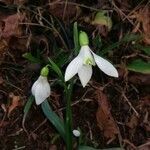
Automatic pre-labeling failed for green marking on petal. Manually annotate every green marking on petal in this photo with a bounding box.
[84,58,95,66]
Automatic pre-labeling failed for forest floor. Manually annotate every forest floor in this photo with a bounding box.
[0,0,150,150]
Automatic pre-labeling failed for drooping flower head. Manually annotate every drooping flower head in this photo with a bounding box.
[31,66,51,105]
[65,31,118,87]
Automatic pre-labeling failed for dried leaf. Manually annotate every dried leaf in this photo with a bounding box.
[137,141,150,150]
[0,13,25,38]
[129,73,150,85]
[96,90,119,142]
[130,6,150,45]
[126,113,138,129]
[48,0,80,21]
[49,145,57,150]
[8,93,21,116]
[0,39,8,54]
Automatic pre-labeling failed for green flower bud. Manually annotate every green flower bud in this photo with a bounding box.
[79,31,89,46]
[40,66,49,77]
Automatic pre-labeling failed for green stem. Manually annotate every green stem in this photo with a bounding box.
[65,82,73,150]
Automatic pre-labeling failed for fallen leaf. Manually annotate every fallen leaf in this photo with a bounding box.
[130,6,150,45]
[128,73,150,85]
[137,141,150,150]
[0,13,25,38]
[0,39,8,56]
[95,90,119,142]
[48,0,80,21]
[49,145,57,150]
[8,36,29,52]
[8,93,21,116]
[126,113,139,129]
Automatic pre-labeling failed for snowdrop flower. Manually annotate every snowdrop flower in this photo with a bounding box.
[65,31,118,87]
[31,66,51,105]
[73,129,81,137]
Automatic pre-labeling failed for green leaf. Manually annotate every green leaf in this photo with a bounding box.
[41,100,66,142]
[134,44,150,55]
[73,22,80,55]
[100,41,120,55]
[121,33,142,42]
[22,52,41,63]
[23,95,34,125]
[54,50,70,67]
[100,33,142,55]
[93,35,102,50]
[127,59,150,74]
[79,146,124,150]
[48,57,64,80]
[23,95,34,114]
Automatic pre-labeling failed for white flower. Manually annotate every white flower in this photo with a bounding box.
[73,129,81,137]
[65,45,118,87]
[31,75,51,105]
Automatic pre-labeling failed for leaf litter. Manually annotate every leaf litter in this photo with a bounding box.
[0,0,150,149]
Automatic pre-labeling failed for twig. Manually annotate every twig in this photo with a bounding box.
[122,93,139,117]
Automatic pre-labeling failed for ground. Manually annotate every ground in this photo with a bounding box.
[0,0,150,150]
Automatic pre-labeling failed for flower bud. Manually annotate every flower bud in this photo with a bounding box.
[40,66,49,77]
[73,129,81,137]
[79,31,89,46]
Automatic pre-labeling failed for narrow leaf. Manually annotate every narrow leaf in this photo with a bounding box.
[22,95,34,128]
[79,146,124,150]
[121,33,142,42]
[134,44,150,55]
[22,52,41,63]
[73,22,80,55]
[23,95,34,114]
[41,100,66,142]
[48,57,64,80]
[127,59,150,74]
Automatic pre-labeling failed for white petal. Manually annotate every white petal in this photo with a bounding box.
[79,45,95,65]
[33,76,51,105]
[92,53,118,77]
[65,56,83,81]
[78,65,92,87]
[31,79,39,96]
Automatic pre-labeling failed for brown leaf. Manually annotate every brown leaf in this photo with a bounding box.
[126,113,139,129]
[48,0,80,21]
[129,73,150,85]
[96,90,119,142]
[0,39,8,57]
[130,6,150,45]
[8,36,28,52]
[0,13,25,38]
[141,7,150,44]
[8,93,21,116]
[49,145,57,150]
[137,141,150,150]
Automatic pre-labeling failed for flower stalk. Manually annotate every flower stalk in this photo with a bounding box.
[64,82,73,150]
